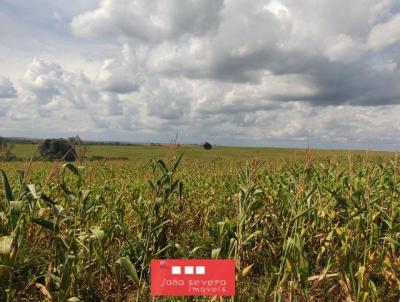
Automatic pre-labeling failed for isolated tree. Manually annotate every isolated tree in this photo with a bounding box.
[0,137,7,152]
[203,141,212,150]
[40,138,77,161]
[0,137,17,161]
[68,135,87,163]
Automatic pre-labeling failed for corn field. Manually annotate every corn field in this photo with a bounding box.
[1,153,400,301]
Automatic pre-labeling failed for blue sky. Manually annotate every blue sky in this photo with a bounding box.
[1,0,400,150]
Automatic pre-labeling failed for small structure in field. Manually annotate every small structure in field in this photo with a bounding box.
[203,141,212,150]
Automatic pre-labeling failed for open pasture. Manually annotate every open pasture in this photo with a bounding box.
[10,143,392,161]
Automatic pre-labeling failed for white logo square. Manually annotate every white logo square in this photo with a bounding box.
[171,266,181,275]
[184,266,194,274]
[195,266,205,275]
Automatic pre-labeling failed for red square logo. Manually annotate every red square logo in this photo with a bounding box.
[151,259,235,296]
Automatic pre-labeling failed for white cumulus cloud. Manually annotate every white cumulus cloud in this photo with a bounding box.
[1,0,400,149]
[71,0,224,42]
[368,14,400,50]
[0,76,17,98]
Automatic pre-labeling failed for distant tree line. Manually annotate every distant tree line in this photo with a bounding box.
[0,135,215,162]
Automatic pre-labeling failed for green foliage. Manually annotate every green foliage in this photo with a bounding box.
[0,154,399,301]
[9,142,394,161]
[0,138,18,162]
[203,142,212,150]
[40,139,77,161]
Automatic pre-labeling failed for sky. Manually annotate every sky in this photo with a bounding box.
[1,0,400,150]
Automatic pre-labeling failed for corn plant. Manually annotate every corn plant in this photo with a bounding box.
[0,151,400,301]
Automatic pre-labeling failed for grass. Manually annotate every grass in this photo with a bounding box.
[0,146,400,301]
[10,143,393,161]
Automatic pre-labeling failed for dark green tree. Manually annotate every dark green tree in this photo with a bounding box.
[0,137,17,161]
[203,141,212,150]
[68,135,87,163]
[40,138,77,161]
[0,136,7,152]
